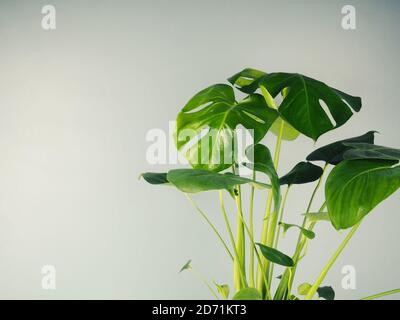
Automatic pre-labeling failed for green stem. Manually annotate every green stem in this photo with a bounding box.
[305,221,362,300]
[361,289,400,300]
[234,185,246,290]
[249,170,256,288]
[236,201,272,300]
[219,191,248,288]
[185,194,234,261]
[269,186,291,281]
[257,118,284,293]
[286,163,328,293]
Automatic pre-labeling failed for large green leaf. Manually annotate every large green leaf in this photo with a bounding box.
[244,144,281,212]
[233,288,262,300]
[279,162,323,186]
[176,84,278,172]
[306,131,376,165]
[167,169,270,194]
[256,243,294,267]
[343,143,400,161]
[229,70,362,141]
[326,160,400,230]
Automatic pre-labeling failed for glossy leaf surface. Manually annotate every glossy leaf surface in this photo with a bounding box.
[176,84,278,171]
[279,162,323,186]
[307,131,376,165]
[326,160,400,230]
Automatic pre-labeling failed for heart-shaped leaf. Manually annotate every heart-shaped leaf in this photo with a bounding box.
[141,172,169,185]
[279,162,323,186]
[317,286,335,300]
[326,159,400,230]
[279,222,316,239]
[167,169,270,194]
[343,143,400,161]
[229,70,362,141]
[233,288,262,300]
[306,131,376,165]
[176,84,278,172]
[256,243,294,267]
[244,144,281,212]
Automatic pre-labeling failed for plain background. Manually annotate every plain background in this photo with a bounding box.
[0,0,398,299]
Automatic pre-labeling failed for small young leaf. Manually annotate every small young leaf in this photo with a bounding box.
[343,143,400,162]
[317,286,335,300]
[179,260,192,273]
[279,162,323,186]
[141,172,169,185]
[306,131,376,165]
[167,169,270,194]
[298,283,312,295]
[279,222,316,239]
[214,283,230,299]
[256,243,294,267]
[303,212,331,222]
[233,288,262,300]
[326,159,400,230]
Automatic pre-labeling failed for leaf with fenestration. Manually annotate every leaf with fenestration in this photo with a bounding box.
[244,144,281,212]
[279,162,323,185]
[214,283,230,299]
[256,243,294,267]
[343,143,400,161]
[229,70,362,141]
[176,84,278,172]
[279,222,315,239]
[326,159,400,230]
[233,288,262,300]
[179,260,192,273]
[141,172,169,185]
[306,131,376,165]
[167,169,270,194]
[317,286,335,300]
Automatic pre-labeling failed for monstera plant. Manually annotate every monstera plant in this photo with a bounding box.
[142,68,400,300]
